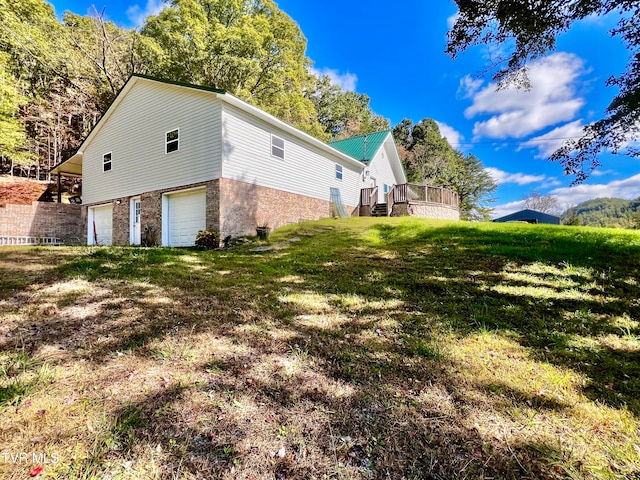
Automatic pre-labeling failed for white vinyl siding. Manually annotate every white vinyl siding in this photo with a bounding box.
[221,104,362,208]
[83,81,222,205]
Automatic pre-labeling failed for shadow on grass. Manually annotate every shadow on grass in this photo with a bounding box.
[1,219,639,478]
[364,222,640,416]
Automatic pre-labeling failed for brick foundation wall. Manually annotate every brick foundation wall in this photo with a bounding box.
[0,202,83,244]
[79,179,355,245]
[84,181,217,246]
[206,180,220,233]
[139,191,162,246]
[219,178,355,238]
[391,202,460,221]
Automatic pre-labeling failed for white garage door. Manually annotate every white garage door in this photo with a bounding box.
[90,205,113,246]
[166,189,206,247]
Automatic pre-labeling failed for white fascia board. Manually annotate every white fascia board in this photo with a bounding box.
[50,152,83,176]
[219,93,367,170]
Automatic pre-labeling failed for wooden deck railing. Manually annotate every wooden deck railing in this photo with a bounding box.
[392,184,458,207]
[360,186,379,210]
[387,185,396,216]
[360,184,458,216]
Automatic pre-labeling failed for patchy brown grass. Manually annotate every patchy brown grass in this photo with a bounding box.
[0,218,639,479]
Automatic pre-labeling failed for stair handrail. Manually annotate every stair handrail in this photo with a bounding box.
[369,186,379,211]
[387,185,395,216]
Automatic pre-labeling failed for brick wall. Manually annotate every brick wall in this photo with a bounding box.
[219,178,355,238]
[205,180,220,233]
[0,202,83,244]
[112,199,130,245]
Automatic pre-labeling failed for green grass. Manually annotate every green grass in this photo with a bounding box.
[0,217,639,479]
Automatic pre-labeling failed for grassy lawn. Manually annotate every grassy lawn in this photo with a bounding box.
[1,217,639,479]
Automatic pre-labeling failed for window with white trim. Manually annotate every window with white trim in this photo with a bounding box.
[384,183,390,193]
[271,134,285,159]
[166,129,179,153]
[335,164,343,180]
[103,152,112,172]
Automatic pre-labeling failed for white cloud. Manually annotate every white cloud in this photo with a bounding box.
[519,120,585,158]
[539,177,563,189]
[435,121,463,147]
[491,200,527,219]
[447,12,459,29]
[591,169,616,177]
[465,53,585,139]
[310,67,358,92]
[485,167,546,186]
[127,0,166,27]
[457,75,484,99]
[549,173,640,207]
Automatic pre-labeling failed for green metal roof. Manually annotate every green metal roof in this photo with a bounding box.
[329,130,390,164]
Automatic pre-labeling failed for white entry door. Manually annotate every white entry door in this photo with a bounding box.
[130,198,141,245]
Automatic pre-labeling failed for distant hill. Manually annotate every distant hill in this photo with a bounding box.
[562,197,640,228]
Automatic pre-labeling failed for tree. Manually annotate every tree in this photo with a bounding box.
[632,209,640,229]
[0,0,74,175]
[563,214,582,226]
[306,74,389,139]
[393,118,497,220]
[64,10,150,108]
[0,53,32,167]
[140,0,326,138]
[447,1,640,183]
[456,152,497,221]
[521,190,560,214]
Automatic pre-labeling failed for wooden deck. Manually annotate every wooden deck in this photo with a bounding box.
[360,184,459,217]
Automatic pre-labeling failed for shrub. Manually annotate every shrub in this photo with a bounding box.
[141,226,159,247]
[195,230,220,249]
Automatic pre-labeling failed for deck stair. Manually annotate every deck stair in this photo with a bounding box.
[371,203,388,217]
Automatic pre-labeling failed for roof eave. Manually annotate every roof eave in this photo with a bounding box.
[50,152,83,177]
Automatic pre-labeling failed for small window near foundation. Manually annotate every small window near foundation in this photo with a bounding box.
[335,164,343,180]
[271,134,285,159]
[166,129,179,153]
[103,152,112,172]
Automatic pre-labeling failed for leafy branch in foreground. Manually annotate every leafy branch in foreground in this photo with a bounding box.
[447,0,640,183]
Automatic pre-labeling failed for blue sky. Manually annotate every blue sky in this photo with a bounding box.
[49,0,640,216]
